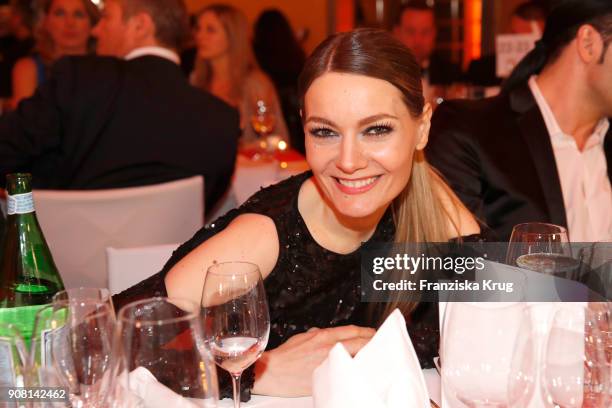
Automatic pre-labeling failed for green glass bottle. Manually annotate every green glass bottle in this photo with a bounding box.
[0,173,64,349]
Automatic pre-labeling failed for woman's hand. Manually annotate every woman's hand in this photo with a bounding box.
[252,325,376,397]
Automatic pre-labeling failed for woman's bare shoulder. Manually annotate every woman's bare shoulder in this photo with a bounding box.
[165,212,280,304]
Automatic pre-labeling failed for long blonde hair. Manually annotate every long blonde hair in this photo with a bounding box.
[191,4,258,105]
[298,29,463,325]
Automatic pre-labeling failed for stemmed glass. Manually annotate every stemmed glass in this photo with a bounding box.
[251,99,279,157]
[112,297,218,407]
[202,262,270,408]
[0,323,28,387]
[542,304,610,407]
[52,287,115,315]
[578,242,612,300]
[506,223,578,279]
[31,299,115,407]
[251,99,276,140]
[441,302,536,407]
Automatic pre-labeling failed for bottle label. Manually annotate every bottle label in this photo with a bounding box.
[0,339,17,386]
[7,193,34,215]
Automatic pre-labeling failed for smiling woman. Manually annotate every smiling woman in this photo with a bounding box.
[113,28,484,402]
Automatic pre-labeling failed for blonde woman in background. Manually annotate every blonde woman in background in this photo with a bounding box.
[10,0,98,108]
[191,4,288,144]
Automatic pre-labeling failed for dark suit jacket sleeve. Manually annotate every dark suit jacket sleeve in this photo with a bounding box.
[0,58,75,177]
[425,101,485,219]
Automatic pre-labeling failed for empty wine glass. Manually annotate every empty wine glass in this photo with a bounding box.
[31,299,115,407]
[441,302,536,407]
[202,262,270,408]
[506,223,578,279]
[542,304,610,408]
[112,297,218,408]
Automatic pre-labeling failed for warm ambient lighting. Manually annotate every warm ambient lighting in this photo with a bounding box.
[463,0,482,69]
[278,140,288,151]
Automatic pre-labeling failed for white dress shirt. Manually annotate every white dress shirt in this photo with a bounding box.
[528,76,612,242]
[124,46,180,64]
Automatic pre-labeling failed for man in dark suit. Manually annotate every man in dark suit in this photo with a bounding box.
[393,0,462,85]
[426,0,612,242]
[0,0,239,211]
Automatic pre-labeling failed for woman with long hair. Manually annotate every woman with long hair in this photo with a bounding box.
[10,0,98,108]
[191,4,288,143]
[114,28,485,400]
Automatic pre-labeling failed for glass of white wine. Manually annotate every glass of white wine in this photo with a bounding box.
[202,262,270,408]
[250,99,277,158]
[506,222,578,279]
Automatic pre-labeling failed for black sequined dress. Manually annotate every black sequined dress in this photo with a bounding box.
[112,171,490,401]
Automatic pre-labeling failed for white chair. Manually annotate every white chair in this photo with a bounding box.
[33,176,203,289]
[106,243,179,295]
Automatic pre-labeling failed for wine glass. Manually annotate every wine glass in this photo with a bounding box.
[52,287,115,316]
[0,322,28,387]
[578,242,612,301]
[202,262,270,408]
[506,223,578,279]
[30,299,115,407]
[250,99,278,157]
[112,297,218,407]
[441,302,536,407]
[542,304,610,408]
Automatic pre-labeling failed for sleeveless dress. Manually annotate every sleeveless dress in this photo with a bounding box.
[112,171,491,400]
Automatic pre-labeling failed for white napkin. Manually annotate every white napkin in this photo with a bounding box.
[114,367,202,408]
[312,309,430,408]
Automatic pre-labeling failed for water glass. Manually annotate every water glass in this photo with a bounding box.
[112,297,218,407]
[441,302,536,407]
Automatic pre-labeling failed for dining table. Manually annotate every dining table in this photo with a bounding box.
[215,368,442,407]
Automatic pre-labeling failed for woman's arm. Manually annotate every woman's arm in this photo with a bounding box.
[10,57,38,109]
[165,213,280,306]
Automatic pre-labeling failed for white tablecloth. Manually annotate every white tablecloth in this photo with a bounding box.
[217,368,441,407]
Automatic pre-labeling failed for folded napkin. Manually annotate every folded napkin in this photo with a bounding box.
[312,309,430,408]
[115,367,202,408]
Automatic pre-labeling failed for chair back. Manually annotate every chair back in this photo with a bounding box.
[33,177,203,288]
[106,243,179,295]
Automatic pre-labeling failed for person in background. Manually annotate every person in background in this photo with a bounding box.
[393,0,462,86]
[0,0,35,100]
[9,0,99,108]
[178,13,197,77]
[466,1,548,87]
[427,0,612,241]
[191,4,288,144]
[113,28,484,401]
[253,9,306,154]
[0,0,239,213]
